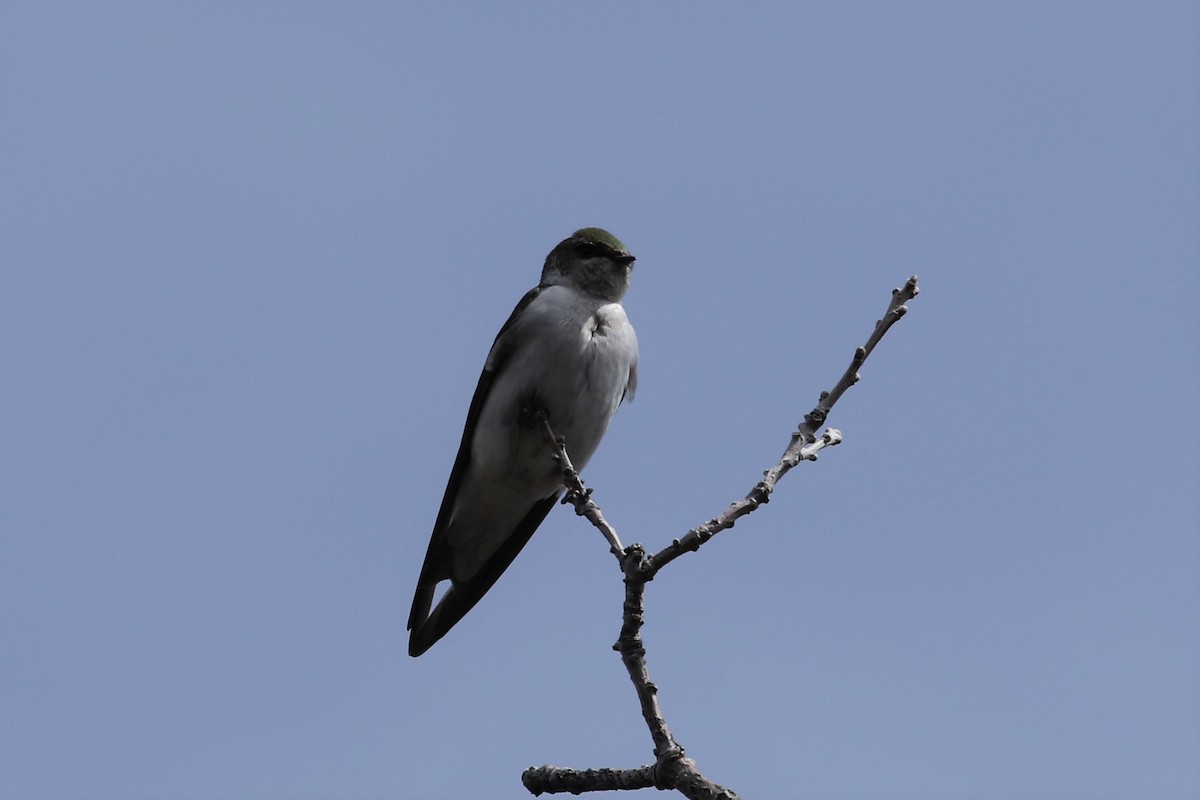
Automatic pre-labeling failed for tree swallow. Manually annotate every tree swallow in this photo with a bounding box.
[407,228,639,657]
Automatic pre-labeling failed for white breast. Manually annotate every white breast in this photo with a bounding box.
[473,285,637,484]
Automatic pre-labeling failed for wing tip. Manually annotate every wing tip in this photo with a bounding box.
[408,626,435,657]
[406,584,468,658]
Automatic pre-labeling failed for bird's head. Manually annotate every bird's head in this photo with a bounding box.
[540,227,636,302]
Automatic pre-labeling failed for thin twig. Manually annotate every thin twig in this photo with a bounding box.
[648,275,919,574]
[537,413,625,559]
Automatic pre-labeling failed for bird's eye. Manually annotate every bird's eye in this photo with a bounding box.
[577,242,607,259]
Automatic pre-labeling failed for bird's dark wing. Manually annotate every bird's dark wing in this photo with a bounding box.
[407,286,555,657]
[407,494,557,657]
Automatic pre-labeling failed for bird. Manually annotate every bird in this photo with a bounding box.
[407,228,639,657]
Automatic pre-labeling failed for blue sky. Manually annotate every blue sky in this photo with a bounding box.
[2,3,1197,799]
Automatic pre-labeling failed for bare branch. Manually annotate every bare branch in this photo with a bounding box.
[614,547,678,762]
[612,545,741,799]
[518,479,741,797]
[537,413,625,559]
[648,428,842,572]
[523,764,656,794]
[522,277,920,797]
[648,275,918,573]
[809,274,919,428]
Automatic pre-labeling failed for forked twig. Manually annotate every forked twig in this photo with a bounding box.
[523,276,920,798]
